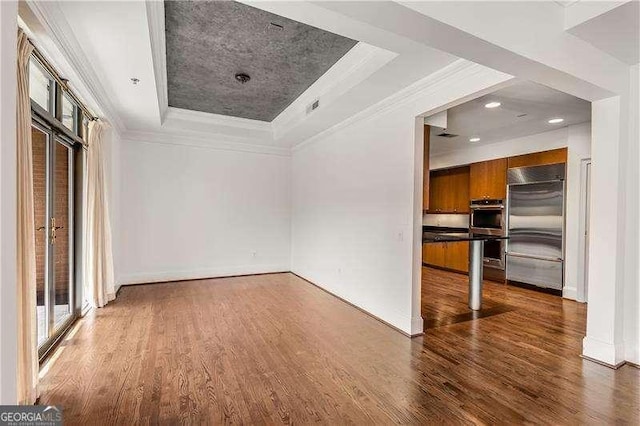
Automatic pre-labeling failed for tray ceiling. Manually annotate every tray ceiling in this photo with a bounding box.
[164,0,357,122]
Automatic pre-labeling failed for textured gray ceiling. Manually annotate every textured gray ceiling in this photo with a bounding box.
[164,1,358,122]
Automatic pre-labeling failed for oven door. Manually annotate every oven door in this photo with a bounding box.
[470,207,504,235]
[482,238,505,270]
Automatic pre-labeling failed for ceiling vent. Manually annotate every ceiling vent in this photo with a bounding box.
[306,99,320,114]
[437,132,458,138]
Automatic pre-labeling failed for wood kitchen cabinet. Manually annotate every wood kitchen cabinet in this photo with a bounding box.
[469,158,507,200]
[508,148,568,169]
[445,241,469,273]
[426,166,470,213]
[423,241,469,274]
[423,242,446,268]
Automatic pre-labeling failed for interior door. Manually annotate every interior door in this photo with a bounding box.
[32,122,76,354]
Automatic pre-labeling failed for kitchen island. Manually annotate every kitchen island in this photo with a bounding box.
[423,231,508,310]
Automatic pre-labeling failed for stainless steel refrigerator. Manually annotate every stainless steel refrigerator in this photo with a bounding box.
[506,163,565,291]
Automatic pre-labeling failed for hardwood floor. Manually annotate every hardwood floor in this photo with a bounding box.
[39,271,639,424]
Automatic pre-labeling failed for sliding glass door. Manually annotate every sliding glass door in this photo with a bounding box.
[32,122,76,355]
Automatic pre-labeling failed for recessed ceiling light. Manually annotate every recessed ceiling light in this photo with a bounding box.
[469,137,481,142]
[485,102,501,108]
[548,118,564,124]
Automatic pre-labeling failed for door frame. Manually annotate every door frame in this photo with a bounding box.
[32,106,85,362]
[577,158,591,303]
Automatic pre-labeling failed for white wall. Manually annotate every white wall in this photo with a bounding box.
[623,63,639,365]
[430,124,592,301]
[116,136,291,285]
[0,0,18,404]
[291,62,512,335]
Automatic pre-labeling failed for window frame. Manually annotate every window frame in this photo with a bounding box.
[29,57,55,114]
[28,50,90,364]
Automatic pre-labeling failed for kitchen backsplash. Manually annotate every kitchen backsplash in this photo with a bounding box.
[423,213,469,229]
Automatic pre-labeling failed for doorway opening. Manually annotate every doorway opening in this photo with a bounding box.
[418,80,592,334]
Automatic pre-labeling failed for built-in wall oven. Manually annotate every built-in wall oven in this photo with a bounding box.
[470,199,506,274]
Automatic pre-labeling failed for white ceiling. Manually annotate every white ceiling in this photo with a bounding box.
[25,0,457,148]
[554,0,582,7]
[429,81,591,155]
[21,0,631,152]
[567,0,640,65]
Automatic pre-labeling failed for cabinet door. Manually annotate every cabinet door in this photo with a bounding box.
[507,148,567,169]
[445,241,469,273]
[428,167,469,213]
[470,158,507,200]
[423,243,446,267]
[428,171,446,212]
[447,166,470,213]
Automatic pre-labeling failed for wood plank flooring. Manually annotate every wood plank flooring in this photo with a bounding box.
[39,270,639,424]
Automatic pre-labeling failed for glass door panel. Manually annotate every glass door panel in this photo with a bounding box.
[32,125,49,347]
[33,122,77,355]
[52,140,73,330]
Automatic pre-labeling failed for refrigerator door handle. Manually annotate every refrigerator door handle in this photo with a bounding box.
[506,252,563,262]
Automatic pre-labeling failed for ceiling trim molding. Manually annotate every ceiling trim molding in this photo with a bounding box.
[122,129,290,157]
[24,0,127,135]
[165,107,272,132]
[292,59,508,152]
[271,42,397,140]
[146,0,168,123]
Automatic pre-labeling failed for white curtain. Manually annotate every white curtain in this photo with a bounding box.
[85,120,116,308]
[16,28,38,405]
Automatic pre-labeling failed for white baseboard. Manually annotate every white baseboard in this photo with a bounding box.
[118,264,290,286]
[582,336,625,367]
[562,286,578,301]
[411,316,424,336]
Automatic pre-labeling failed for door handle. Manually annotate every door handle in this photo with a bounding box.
[49,217,64,244]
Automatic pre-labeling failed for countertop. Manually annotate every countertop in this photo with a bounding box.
[423,231,509,243]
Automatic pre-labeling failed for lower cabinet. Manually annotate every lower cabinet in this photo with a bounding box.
[423,242,469,274]
[423,242,446,268]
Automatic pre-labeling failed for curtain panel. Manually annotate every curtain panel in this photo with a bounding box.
[85,120,115,308]
[16,28,38,405]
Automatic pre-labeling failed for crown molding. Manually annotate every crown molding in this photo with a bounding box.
[145,0,168,123]
[122,129,290,157]
[292,59,509,152]
[271,42,396,140]
[24,0,126,135]
[165,107,272,132]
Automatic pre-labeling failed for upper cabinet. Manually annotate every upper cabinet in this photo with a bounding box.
[424,149,568,213]
[427,166,470,213]
[469,158,507,200]
[507,148,568,169]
